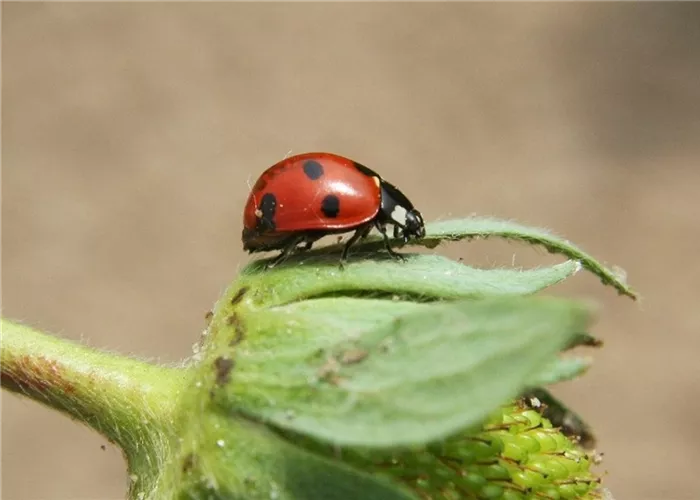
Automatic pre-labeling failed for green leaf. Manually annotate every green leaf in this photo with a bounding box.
[423,218,637,300]
[292,216,637,300]
[159,413,413,500]
[231,298,428,356]
[221,296,590,448]
[238,254,581,307]
[527,356,593,386]
[564,331,603,350]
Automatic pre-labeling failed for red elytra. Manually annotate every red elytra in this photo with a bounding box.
[242,152,425,267]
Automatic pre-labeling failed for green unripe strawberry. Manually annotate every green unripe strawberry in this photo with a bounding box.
[336,398,603,499]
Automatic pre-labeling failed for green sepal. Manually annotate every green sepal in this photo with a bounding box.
[238,254,581,308]
[293,217,637,300]
[214,296,590,448]
[158,413,414,500]
[527,356,593,387]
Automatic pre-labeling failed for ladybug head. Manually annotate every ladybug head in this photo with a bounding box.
[402,208,426,241]
[379,180,426,242]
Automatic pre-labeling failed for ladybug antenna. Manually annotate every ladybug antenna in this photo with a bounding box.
[246,174,259,208]
[246,174,256,191]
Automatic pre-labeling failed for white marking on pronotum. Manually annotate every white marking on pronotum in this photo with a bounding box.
[390,205,408,226]
[372,176,380,188]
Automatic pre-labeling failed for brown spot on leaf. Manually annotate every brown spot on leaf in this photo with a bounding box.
[317,355,340,382]
[213,356,235,386]
[182,453,198,473]
[227,313,245,346]
[378,338,394,353]
[340,348,369,365]
[230,287,249,305]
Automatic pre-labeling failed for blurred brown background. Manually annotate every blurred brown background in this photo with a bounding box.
[3,3,699,499]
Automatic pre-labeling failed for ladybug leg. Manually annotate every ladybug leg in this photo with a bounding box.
[339,224,373,267]
[375,222,407,262]
[299,233,323,252]
[266,235,305,269]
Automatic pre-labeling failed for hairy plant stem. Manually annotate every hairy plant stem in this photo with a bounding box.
[1,319,188,493]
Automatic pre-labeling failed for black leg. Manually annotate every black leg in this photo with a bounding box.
[266,235,305,269]
[298,233,325,252]
[339,224,372,268]
[375,222,406,262]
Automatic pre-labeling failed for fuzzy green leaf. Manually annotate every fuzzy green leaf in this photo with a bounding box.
[230,298,429,356]
[219,296,590,447]
[160,414,413,500]
[527,356,593,386]
[421,218,636,299]
[564,331,603,350]
[238,254,580,307]
[296,216,636,300]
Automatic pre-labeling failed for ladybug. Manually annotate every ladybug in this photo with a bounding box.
[242,152,425,267]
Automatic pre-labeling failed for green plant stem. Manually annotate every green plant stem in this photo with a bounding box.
[1,318,185,455]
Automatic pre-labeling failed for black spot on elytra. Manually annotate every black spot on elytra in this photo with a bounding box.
[353,161,379,178]
[214,356,235,386]
[256,193,277,231]
[230,287,249,305]
[321,194,340,218]
[303,160,324,180]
